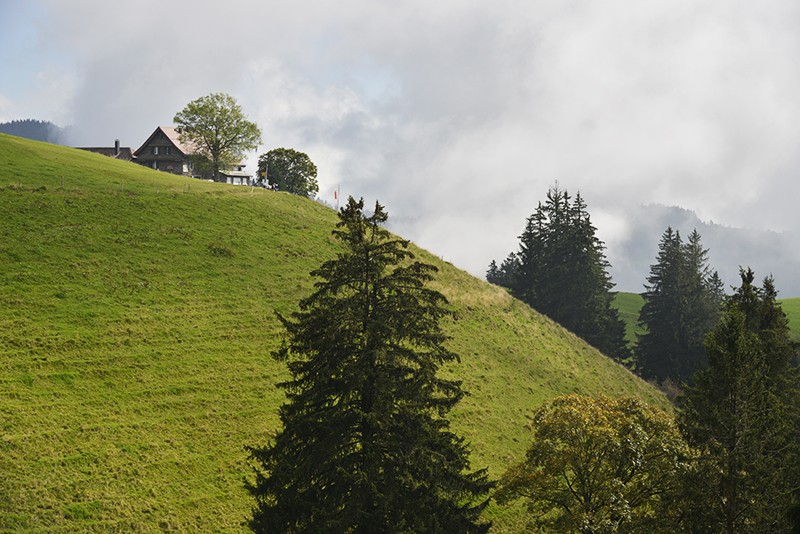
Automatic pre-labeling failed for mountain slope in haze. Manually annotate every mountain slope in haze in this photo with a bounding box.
[607,204,800,296]
[0,133,667,532]
[0,119,67,145]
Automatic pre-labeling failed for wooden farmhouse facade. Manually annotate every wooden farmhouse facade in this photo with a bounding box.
[133,126,254,184]
[133,126,198,177]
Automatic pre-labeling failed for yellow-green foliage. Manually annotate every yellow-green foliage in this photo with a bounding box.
[0,134,668,532]
[495,394,689,533]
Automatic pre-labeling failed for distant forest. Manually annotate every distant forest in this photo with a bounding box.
[0,119,67,145]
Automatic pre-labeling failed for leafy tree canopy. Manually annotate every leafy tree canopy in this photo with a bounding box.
[247,197,492,533]
[257,147,318,196]
[173,92,261,181]
[496,394,691,533]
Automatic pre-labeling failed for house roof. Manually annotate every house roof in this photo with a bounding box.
[76,146,135,161]
[220,170,252,178]
[134,126,198,157]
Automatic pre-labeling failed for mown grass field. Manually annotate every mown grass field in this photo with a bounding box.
[0,134,668,532]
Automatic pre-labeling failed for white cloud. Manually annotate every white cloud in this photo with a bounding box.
[4,0,800,291]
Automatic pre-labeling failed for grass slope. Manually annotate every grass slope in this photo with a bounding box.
[779,298,800,342]
[613,292,644,346]
[0,134,667,532]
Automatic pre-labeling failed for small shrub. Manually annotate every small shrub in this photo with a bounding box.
[207,243,234,257]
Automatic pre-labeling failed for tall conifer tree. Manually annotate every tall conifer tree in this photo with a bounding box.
[247,197,492,533]
[637,228,686,381]
[636,227,722,383]
[678,269,799,532]
[490,185,628,361]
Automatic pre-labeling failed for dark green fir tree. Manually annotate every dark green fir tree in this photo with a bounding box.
[490,185,629,362]
[247,197,492,533]
[636,227,722,383]
[677,269,799,533]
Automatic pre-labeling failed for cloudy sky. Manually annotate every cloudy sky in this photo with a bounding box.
[2,0,799,292]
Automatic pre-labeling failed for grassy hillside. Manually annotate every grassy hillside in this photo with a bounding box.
[780,298,800,341]
[613,292,644,346]
[0,133,668,532]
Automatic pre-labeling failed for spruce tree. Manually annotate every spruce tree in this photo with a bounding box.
[489,185,629,361]
[636,227,722,383]
[486,253,519,290]
[678,269,799,532]
[637,228,686,381]
[247,197,492,533]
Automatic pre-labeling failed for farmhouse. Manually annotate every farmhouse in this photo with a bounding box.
[134,126,198,176]
[133,126,254,184]
[74,126,254,184]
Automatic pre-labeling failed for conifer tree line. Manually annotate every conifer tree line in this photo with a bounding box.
[0,119,66,144]
[482,185,799,530]
[487,185,630,361]
[677,269,800,532]
[487,185,730,386]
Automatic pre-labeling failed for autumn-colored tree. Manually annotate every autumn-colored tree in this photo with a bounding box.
[496,395,691,533]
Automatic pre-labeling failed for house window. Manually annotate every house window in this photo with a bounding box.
[152,161,157,170]
[153,146,159,155]
[164,146,171,155]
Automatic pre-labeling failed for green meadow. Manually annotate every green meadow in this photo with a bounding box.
[612,292,645,346]
[614,292,800,345]
[0,133,668,532]
[778,297,800,341]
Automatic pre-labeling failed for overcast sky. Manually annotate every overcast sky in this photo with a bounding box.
[2,0,799,292]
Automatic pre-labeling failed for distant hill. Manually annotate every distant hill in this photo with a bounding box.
[0,118,67,144]
[606,204,800,297]
[0,133,667,532]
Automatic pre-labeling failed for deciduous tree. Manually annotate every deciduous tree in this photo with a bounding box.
[247,197,492,533]
[173,92,261,181]
[496,394,691,533]
[257,147,318,197]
